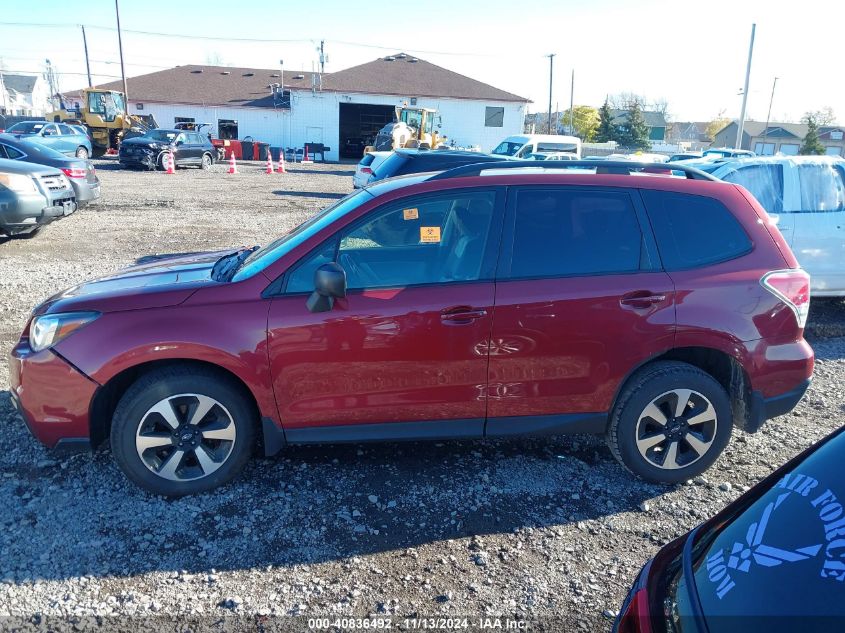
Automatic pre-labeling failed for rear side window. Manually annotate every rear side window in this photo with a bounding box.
[359,154,375,167]
[0,144,25,159]
[641,191,752,270]
[505,189,645,279]
[797,163,845,212]
[721,164,784,214]
[372,152,407,179]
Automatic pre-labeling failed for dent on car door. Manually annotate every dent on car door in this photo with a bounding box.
[486,186,675,433]
[792,162,845,295]
[265,188,505,440]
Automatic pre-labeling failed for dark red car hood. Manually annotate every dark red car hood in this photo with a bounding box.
[36,249,239,315]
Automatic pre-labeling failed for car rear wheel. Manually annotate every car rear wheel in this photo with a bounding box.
[110,366,256,496]
[75,146,89,159]
[607,361,732,484]
[201,153,212,169]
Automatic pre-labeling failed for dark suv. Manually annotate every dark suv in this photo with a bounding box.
[119,129,215,170]
[9,161,813,496]
[367,148,508,184]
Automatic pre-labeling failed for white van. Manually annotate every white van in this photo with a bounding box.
[491,134,582,159]
[693,155,845,296]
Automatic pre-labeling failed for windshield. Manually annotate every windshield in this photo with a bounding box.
[491,141,524,156]
[232,189,373,281]
[665,429,845,631]
[144,130,179,142]
[7,122,45,134]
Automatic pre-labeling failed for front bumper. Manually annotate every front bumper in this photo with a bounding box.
[9,340,98,449]
[119,150,157,169]
[0,192,75,235]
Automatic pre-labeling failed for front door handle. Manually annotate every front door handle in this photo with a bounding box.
[440,306,488,324]
[620,291,668,310]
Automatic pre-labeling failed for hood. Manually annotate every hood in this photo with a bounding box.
[120,136,169,148]
[36,249,239,316]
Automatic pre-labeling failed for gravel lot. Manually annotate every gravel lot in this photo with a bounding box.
[1,159,844,631]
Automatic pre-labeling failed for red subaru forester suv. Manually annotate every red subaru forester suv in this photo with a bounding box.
[9,162,813,496]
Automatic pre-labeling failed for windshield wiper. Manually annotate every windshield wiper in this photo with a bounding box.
[211,247,258,282]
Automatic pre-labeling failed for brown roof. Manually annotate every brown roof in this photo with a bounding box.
[90,55,528,108]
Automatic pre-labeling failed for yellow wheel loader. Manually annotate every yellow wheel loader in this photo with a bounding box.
[47,89,158,156]
[364,105,447,155]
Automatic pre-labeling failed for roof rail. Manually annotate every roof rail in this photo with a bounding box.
[428,160,719,182]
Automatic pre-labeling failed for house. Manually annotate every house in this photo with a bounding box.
[610,109,667,142]
[667,121,712,144]
[0,73,52,117]
[712,121,845,157]
[85,55,529,161]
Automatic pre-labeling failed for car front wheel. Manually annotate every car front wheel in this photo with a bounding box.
[607,361,732,484]
[110,366,256,496]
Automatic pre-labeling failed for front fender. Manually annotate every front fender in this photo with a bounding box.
[52,301,277,421]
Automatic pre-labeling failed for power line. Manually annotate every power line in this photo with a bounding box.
[2,68,124,79]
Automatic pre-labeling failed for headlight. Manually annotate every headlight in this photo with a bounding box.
[30,312,99,353]
[0,173,37,194]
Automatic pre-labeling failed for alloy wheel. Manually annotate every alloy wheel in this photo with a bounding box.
[135,393,237,482]
[634,389,718,470]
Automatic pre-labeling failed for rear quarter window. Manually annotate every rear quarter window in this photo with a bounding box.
[641,190,752,270]
[720,164,785,214]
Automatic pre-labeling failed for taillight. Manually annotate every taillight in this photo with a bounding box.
[361,167,373,174]
[61,167,87,179]
[761,268,810,328]
[616,588,652,633]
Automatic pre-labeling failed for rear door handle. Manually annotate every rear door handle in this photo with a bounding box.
[440,306,488,323]
[620,291,668,310]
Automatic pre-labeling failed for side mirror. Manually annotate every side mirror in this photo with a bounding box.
[306,262,347,313]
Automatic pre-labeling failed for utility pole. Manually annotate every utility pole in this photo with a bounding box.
[80,25,93,87]
[546,53,555,134]
[319,40,326,74]
[115,0,129,114]
[761,76,778,154]
[569,68,575,135]
[735,23,756,149]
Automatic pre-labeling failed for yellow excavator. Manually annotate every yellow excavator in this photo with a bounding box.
[364,104,447,155]
[47,88,158,156]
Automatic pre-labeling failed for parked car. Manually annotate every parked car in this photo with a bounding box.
[118,129,215,170]
[667,152,704,162]
[690,155,845,296]
[9,160,812,496]
[524,151,579,161]
[5,121,93,159]
[703,147,756,159]
[353,151,390,188]
[0,157,77,237]
[614,424,845,632]
[491,134,582,159]
[367,149,505,184]
[0,134,100,208]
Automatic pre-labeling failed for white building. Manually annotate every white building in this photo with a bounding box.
[88,54,529,161]
[0,73,52,117]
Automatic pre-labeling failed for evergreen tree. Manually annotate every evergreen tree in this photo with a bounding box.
[595,100,616,142]
[618,99,652,151]
[799,116,826,155]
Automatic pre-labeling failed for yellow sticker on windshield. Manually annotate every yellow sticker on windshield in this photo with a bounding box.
[403,208,419,220]
[420,226,441,243]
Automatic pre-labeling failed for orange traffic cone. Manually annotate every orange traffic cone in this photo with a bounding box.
[302,145,313,164]
[276,151,286,174]
[265,154,274,174]
[228,152,238,174]
[165,150,175,174]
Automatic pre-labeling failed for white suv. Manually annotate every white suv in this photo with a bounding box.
[693,156,845,296]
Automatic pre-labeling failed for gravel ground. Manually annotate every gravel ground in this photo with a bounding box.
[1,159,844,631]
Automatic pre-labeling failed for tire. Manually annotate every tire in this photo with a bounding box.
[606,361,732,484]
[110,365,256,496]
[75,146,89,159]
[201,153,213,169]
[157,152,169,171]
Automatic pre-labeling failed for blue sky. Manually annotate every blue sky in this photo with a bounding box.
[1,0,841,123]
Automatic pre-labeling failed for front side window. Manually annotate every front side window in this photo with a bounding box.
[797,163,845,212]
[721,164,784,214]
[491,141,523,156]
[286,191,498,292]
[505,189,644,279]
[642,190,752,270]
